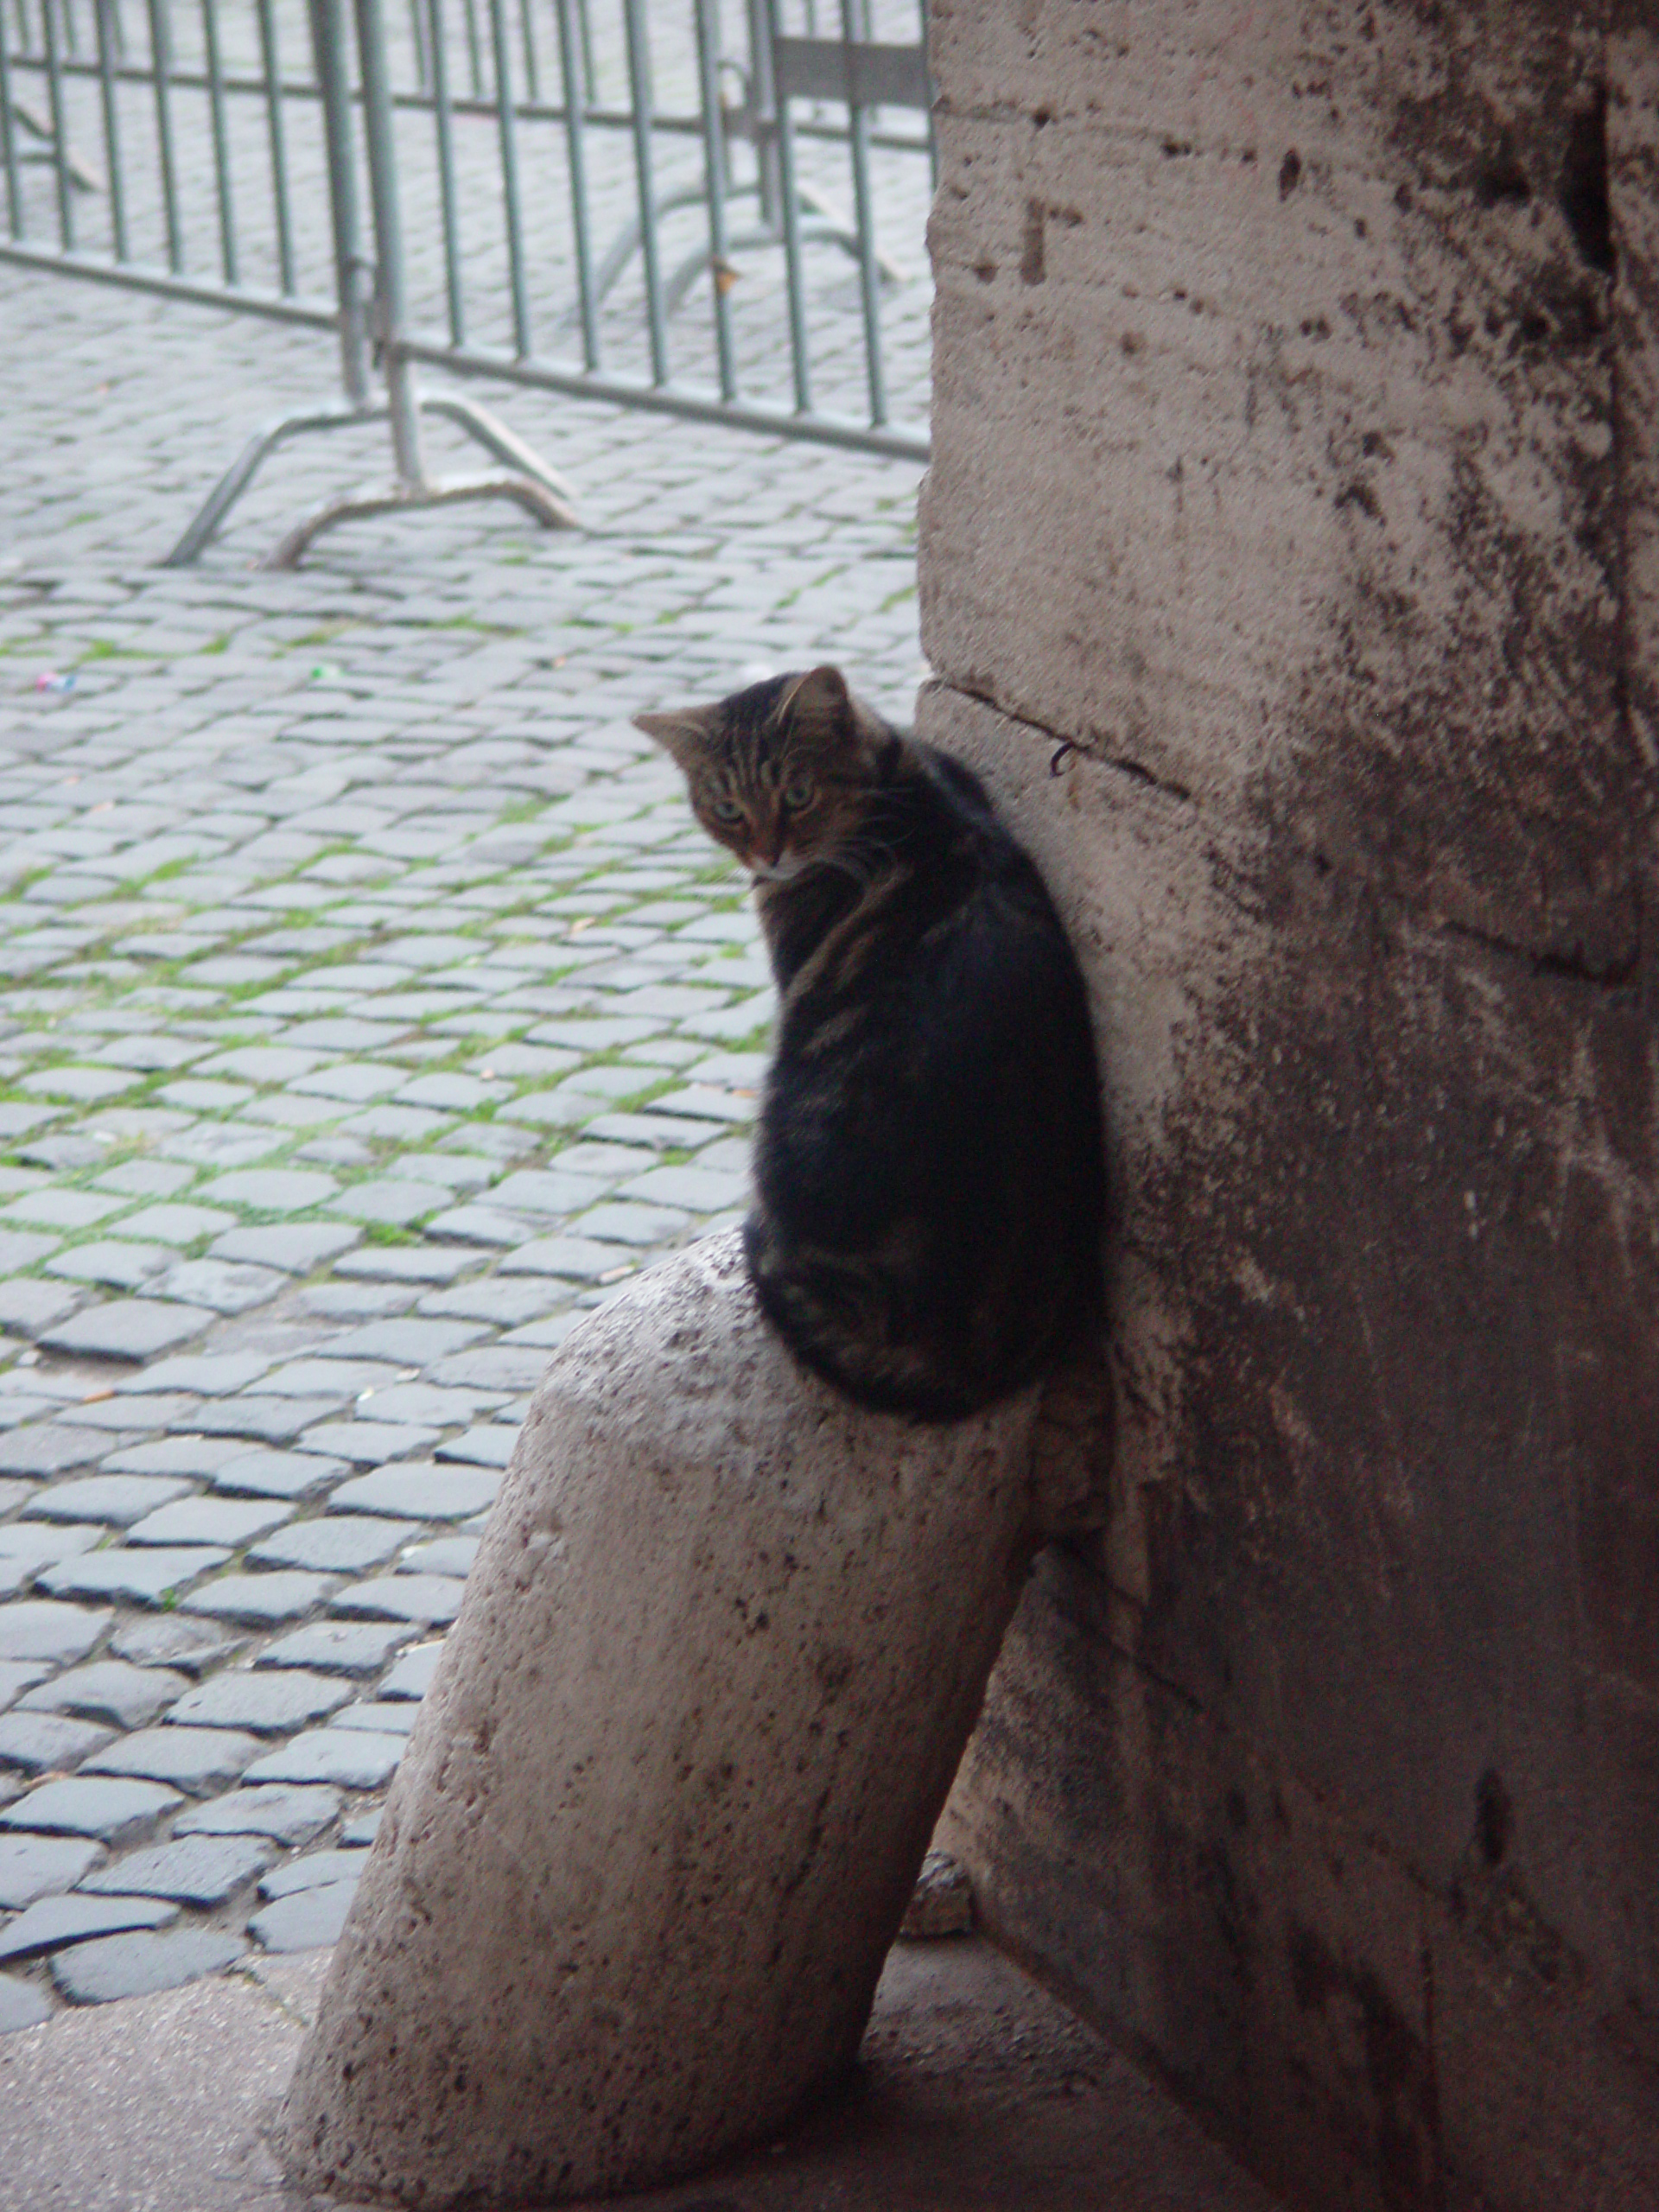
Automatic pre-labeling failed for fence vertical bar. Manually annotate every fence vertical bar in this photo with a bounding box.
[576,0,594,108]
[838,0,885,425]
[517,0,536,102]
[692,0,735,401]
[145,0,181,270]
[763,0,811,415]
[200,0,237,284]
[354,0,423,483]
[553,0,597,367]
[254,0,294,293]
[406,0,426,85]
[459,0,480,96]
[93,0,127,258]
[41,0,73,247]
[486,0,529,354]
[425,0,463,344]
[311,0,370,405]
[622,0,667,385]
[0,10,25,239]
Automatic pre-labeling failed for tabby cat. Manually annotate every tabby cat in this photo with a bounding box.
[634,665,1105,1421]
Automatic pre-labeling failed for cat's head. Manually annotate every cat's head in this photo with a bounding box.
[633,666,890,879]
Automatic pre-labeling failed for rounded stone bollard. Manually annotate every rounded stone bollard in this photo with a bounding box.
[276,1230,1104,2208]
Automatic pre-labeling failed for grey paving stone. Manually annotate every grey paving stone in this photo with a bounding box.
[0,1602,111,1664]
[0,1662,51,1713]
[319,1318,490,1363]
[109,1616,242,1675]
[498,1235,634,1282]
[0,1427,114,1478]
[434,1423,519,1466]
[0,1280,84,1338]
[0,1231,60,1274]
[249,1881,357,1954]
[574,1200,693,1244]
[249,1516,419,1575]
[207,1222,360,1272]
[255,1621,410,1676]
[45,1240,173,1289]
[290,1063,404,1103]
[618,1161,752,1211]
[0,1188,125,1230]
[299,1281,420,1320]
[84,1726,261,1792]
[394,1071,491,1110]
[333,1699,421,1736]
[240,1729,404,1790]
[0,1891,178,1962]
[193,1396,348,1445]
[199,1168,339,1211]
[0,1712,115,1774]
[37,1548,229,1607]
[350,1383,495,1427]
[166,1668,353,1735]
[17,1661,188,1730]
[154,1258,288,1314]
[39,1299,216,1362]
[199,1046,328,1084]
[259,1847,366,1899]
[0,1777,180,1846]
[422,1204,538,1248]
[325,1179,450,1225]
[181,1572,339,1625]
[49,1924,247,2004]
[154,1078,257,1112]
[399,1535,480,1579]
[115,1203,238,1247]
[429,1346,552,1393]
[173,1783,342,1845]
[211,1448,347,1501]
[115,1353,276,1399]
[0,1522,105,1570]
[488,1167,615,1217]
[25,1474,192,1525]
[331,1575,466,1626]
[0,1832,105,1908]
[379,1642,444,1701]
[330,1464,499,1521]
[92,1160,199,1199]
[0,1971,54,2031]
[79,1832,275,1904]
[124,1497,293,1548]
[257,1359,404,1402]
[295,1421,438,1465]
[71,1392,200,1437]
[331,1244,477,1284]
[99,1435,249,1478]
[341,1808,382,1846]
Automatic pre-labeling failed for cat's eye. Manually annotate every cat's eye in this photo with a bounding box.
[783,779,816,810]
[709,792,744,823]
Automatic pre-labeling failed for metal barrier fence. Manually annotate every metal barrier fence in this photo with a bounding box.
[0,0,931,563]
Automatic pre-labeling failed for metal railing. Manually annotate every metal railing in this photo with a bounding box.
[0,0,931,563]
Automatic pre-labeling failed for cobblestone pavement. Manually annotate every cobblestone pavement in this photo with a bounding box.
[0,253,925,2026]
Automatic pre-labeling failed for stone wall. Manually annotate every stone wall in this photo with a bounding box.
[918,5,1659,2208]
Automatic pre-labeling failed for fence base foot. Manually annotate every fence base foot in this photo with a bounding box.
[164,391,579,569]
[260,467,577,570]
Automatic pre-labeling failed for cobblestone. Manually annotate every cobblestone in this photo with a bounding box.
[0,149,923,2014]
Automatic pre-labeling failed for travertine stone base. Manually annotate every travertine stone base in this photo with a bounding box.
[276,1232,1090,2207]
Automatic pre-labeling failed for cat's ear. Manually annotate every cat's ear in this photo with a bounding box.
[777,665,852,733]
[632,704,721,766]
[779,665,889,758]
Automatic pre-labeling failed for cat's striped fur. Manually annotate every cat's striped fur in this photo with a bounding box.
[635,665,1105,1421]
